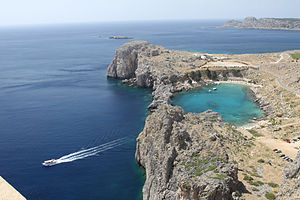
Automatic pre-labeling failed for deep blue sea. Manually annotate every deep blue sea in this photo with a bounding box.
[1,20,300,200]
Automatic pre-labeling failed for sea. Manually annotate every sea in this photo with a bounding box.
[1,20,300,200]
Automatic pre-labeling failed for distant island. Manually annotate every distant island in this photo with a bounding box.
[109,36,134,39]
[223,16,300,31]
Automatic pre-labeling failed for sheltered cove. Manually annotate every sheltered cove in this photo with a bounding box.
[172,84,264,127]
[107,41,300,200]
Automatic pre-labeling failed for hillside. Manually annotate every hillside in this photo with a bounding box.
[224,17,300,31]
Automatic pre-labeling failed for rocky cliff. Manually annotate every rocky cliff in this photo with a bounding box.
[224,17,300,31]
[135,104,249,200]
[107,41,300,200]
[107,41,249,110]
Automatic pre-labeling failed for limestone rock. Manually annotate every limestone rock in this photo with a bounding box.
[107,40,149,79]
[107,40,249,112]
[136,105,241,200]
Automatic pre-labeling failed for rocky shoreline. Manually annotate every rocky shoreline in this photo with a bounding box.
[107,41,254,111]
[107,41,300,199]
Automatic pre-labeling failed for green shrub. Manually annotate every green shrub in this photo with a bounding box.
[258,159,265,163]
[249,181,264,186]
[268,182,279,188]
[205,165,217,173]
[194,167,204,176]
[210,173,228,180]
[251,173,263,178]
[243,175,253,181]
[265,192,276,200]
[217,157,227,162]
[248,129,263,137]
[291,54,300,60]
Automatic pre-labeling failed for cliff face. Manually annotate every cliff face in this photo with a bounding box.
[277,152,300,199]
[107,40,182,88]
[224,17,300,30]
[136,105,244,200]
[107,41,146,79]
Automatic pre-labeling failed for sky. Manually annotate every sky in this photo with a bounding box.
[0,0,299,26]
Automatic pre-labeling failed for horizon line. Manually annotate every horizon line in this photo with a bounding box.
[0,16,299,28]
[0,18,232,28]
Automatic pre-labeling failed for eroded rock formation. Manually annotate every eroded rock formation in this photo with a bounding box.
[136,105,244,200]
[107,40,249,111]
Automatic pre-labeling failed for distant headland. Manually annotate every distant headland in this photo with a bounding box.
[223,17,300,31]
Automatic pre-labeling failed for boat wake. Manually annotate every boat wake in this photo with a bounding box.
[43,137,128,166]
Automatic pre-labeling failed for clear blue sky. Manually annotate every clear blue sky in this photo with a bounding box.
[0,0,299,26]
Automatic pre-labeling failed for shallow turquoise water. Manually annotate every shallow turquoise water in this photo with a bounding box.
[173,84,263,126]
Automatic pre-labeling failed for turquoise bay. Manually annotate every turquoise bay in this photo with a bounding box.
[173,84,263,126]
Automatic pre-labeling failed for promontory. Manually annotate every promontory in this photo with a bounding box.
[223,17,300,31]
[107,41,300,199]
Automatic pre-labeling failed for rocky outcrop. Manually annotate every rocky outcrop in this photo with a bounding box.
[186,68,244,82]
[107,41,249,110]
[135,104,246,200]
[107,41,147,79]
[277,152,300,199]
[107,40,181,87]
[248,87,272,116]
[224,17,300,31]
[148,84,173,111]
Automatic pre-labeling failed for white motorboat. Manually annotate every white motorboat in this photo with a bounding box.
[42,159,58,167]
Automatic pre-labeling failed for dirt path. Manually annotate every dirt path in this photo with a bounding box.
[272,53,286,64]
[259,66,300,97]
[257,137,299,159]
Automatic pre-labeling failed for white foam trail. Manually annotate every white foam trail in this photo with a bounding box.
[59,138,126,160]
[53,138,128,165]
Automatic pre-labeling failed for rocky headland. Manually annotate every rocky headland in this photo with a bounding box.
[107,41,300,199]
[107,40,250,111]
[223,17,300,31]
